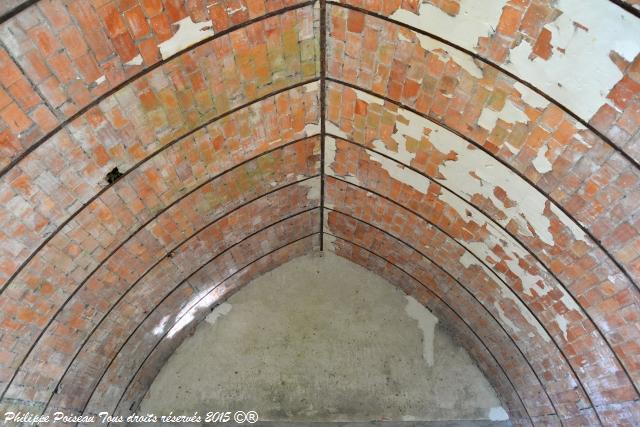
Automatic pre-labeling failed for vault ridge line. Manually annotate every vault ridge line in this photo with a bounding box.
[320,0,327,251]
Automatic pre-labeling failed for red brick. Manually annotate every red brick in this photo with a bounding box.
[532,28,553,60]
[0,103,32,134]
[125,6,151,38]
[141,0,164,17]
[347,10,365,33]
[497,6,520,37]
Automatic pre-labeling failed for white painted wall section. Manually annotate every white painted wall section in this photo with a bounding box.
[405,296,439,367]
[385,0,508,51]
[505,0,640,120]
[158,16,215,59]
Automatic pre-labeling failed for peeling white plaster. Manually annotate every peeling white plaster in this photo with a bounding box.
[325,136,337,174]
[503,142,519,155]
[413,33,483,79]
[493,301,522,336]
[397,32,411,43]
[489,406,509,421]
[304,80,321,93]
[125,54,143,66]
[505,0,640,120]
[556,315,569,341]
[304,122,321,135]
[513,82,550,110]
[405,295,438,367]
[444,189,583,332]
[325,136,364,186]
[478,100,529,131]
[419,109,587,245]
[369,140,429,193]
[459,250,550,343]
[386,0,508,51]
[352,88,384,106]
[158,16,215,60]
[94,75,106,85]
[204,302,232,324]
[299,176,321,201]
[330,87,588,344]
[325,121,348,139]
[532,144,552,174]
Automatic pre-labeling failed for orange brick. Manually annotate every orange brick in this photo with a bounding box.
[533,28,553,60]
[347,10,365,33]
[0,103,32,134]
[497,6,520,37]
[125,6,151,38]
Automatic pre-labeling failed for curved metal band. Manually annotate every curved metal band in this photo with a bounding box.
[0,135,319,400]
[326,77,639,292]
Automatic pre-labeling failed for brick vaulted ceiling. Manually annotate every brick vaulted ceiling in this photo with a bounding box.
[0,0,638,425]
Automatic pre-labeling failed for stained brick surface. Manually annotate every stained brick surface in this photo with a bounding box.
[0,1,638,425]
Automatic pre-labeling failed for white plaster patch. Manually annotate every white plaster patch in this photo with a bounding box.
[330,86,586,345]
[416,112,588,245]
[205,302,232,325]
[397,32,411,43]
[304,80,321,93]
[304,122,321,135]
[325,136,362,185]
[478,100,529,131]
[325,136,337,175]
[503,142,519,155]
[489,406,509,421]
[556,315,569,341]
[513,82,550,110]
[369,140,429,193]
[532,144,552,174]
[158,16,215,59]
[405,295,438,367]
[352,88,384,106]
[125,54,143,66]
[325,121,348,139]
[413,33,484,79]
[460,249,550,342]
[94,75,106,85]
[387,0,508,51]
[299,176,321,201]
[505,0,640,120]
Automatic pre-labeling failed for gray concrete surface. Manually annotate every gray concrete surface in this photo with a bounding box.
[138,253,508,424]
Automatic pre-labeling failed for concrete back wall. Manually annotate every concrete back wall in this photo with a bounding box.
[138,253,508,424]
